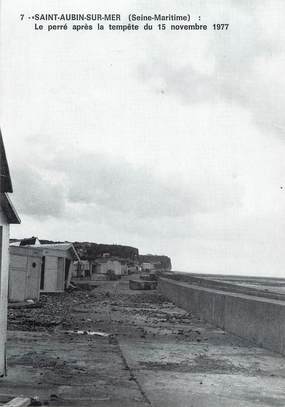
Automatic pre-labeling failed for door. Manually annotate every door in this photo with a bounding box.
[57,257,65,290]
[64,258,71,288]
[42,256,58,292]
[40,256,45,290]
[25,257,41,300]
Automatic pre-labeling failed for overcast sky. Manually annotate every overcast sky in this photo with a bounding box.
[1,0,285,275]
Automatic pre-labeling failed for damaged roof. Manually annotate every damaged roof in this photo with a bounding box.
[0,130,13,193]
[20,237,40,246]
[28,243,80,261]
[0,130,20,224]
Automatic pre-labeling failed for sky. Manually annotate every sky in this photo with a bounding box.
[1,0,285,275]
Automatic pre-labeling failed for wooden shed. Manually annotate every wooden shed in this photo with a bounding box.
[31,243,80,293]
[9,246,42,302]
[0,131,20,376]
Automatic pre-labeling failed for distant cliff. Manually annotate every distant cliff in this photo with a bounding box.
[74,242,139,261]
[10,238,171,269]
[139,255,172,271]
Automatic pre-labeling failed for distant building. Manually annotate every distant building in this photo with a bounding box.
[91,257,127,279]
[73,259,91,279]
[127,264,139,274]
[141,262,155,272]
[0,131,20,376]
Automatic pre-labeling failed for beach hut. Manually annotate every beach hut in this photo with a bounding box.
[9,246,42,302]
[0,131,20,376]
[32,243,80,292]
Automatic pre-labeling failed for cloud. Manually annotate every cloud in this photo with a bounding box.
[11,144,243,229]
[50,150,242,218]
[12,165,66,218]
[137,1,285,137]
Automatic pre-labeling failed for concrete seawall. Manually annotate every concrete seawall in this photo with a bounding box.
[163,272,285,301]
[158,277,285,355]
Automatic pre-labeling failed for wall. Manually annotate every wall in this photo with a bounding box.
[0,211,9,376]
[9,249,42,302]
[162,272,285,301]
[158,277,285,355]
[9,254,26,302]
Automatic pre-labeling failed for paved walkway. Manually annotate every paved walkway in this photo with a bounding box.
[1,278,285,406]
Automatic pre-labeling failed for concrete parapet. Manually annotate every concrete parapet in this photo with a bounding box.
[158,277,285,355]
[162,272,285,301]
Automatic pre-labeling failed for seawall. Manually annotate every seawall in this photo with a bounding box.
[158,277,285,355]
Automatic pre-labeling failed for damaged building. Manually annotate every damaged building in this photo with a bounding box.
[9,242,80,298]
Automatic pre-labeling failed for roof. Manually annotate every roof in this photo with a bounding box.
[0,193,21,224]
[10,245,43,257]
[0,130,13,193]
[38,243,74,250]
[27,242,80,261]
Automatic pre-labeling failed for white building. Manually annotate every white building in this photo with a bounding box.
[91,258,128,279]
[141,262,155,272]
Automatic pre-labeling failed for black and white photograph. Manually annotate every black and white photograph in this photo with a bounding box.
[1,1,285,406]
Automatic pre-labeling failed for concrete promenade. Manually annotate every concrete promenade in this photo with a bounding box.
[1,277,285,406]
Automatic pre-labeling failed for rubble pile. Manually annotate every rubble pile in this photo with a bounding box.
[8,283,205,343]
[8,289,103,332]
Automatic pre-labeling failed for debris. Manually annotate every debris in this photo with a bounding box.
[65,330,110,337]
[106,270,119,281]
[129,280,157,290]
[108,334,118,344]
[30,397,42,406]
[74,283,93,291]
[71,307,89,313]
[66,282,77,292]
[140,273,158,281]
[8,303,42,309]
[49,395,59,401]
